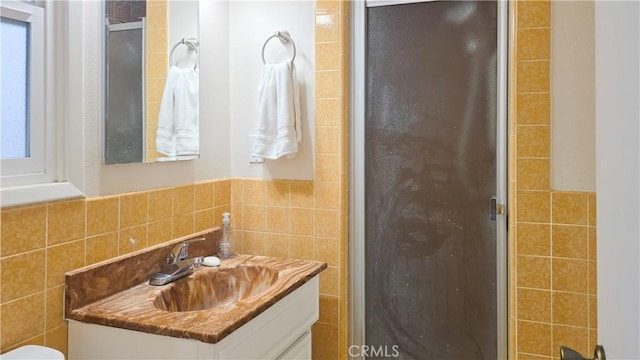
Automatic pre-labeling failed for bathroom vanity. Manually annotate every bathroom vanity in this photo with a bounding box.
[64,230,326,359]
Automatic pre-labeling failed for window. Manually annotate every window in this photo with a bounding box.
[1,16,31,159]
[1,1,46,183]
[0,1,83,206]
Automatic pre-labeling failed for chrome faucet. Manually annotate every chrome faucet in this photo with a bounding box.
[149,238,205,286]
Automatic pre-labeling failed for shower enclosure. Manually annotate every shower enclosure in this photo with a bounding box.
[350,1,508,358]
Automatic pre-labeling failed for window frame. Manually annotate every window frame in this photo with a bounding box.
[0,0,84,207]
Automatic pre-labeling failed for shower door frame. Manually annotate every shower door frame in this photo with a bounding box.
[348,0,509,358]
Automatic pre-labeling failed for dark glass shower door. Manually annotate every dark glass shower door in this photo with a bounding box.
[365,1,498,359]
[105,23,144,165]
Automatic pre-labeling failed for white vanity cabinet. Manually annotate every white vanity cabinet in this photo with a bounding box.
[68,277,319,360]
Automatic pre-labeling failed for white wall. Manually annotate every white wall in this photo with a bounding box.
[81,0,230,197]
[229,1,315,180]
[168,1,199,68]
[595,1,640,358]
[551,1,595,192]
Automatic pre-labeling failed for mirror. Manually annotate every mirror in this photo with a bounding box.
[104,0,200,164]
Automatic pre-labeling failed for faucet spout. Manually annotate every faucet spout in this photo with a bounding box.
[149,256,203,286]
[165,257,204,277]
[150,237,207,286]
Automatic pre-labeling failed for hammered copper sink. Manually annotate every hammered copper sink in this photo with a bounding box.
[65,230,327,344]
[153,265,279,312]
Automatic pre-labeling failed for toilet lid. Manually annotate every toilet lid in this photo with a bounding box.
[0,345,64,360]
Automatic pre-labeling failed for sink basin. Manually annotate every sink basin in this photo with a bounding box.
[153,265,279,312]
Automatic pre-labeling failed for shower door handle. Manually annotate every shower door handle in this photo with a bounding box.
[490,197,504,221]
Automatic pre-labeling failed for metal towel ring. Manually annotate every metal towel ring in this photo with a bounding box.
[169,37,199,70]
[261,31,296,65]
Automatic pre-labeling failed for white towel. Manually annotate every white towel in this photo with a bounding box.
[156,66,199,157]
[251,61,301,160]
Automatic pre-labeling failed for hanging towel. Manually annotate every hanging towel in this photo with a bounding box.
[251,61,301,160]
[156,66,200,157]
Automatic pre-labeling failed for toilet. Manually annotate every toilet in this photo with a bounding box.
[0,345,64,360]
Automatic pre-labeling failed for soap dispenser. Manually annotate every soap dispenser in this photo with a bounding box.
[218,212,236,259]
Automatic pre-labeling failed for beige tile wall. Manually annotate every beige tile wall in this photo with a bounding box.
[511,1,597,359]
[145,0,168,162]
[0,180,231,355]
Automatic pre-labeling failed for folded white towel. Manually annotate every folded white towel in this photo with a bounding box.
[156,66,199,157]
[251,61,301,160]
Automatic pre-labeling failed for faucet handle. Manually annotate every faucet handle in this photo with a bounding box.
[166,237,206,264]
